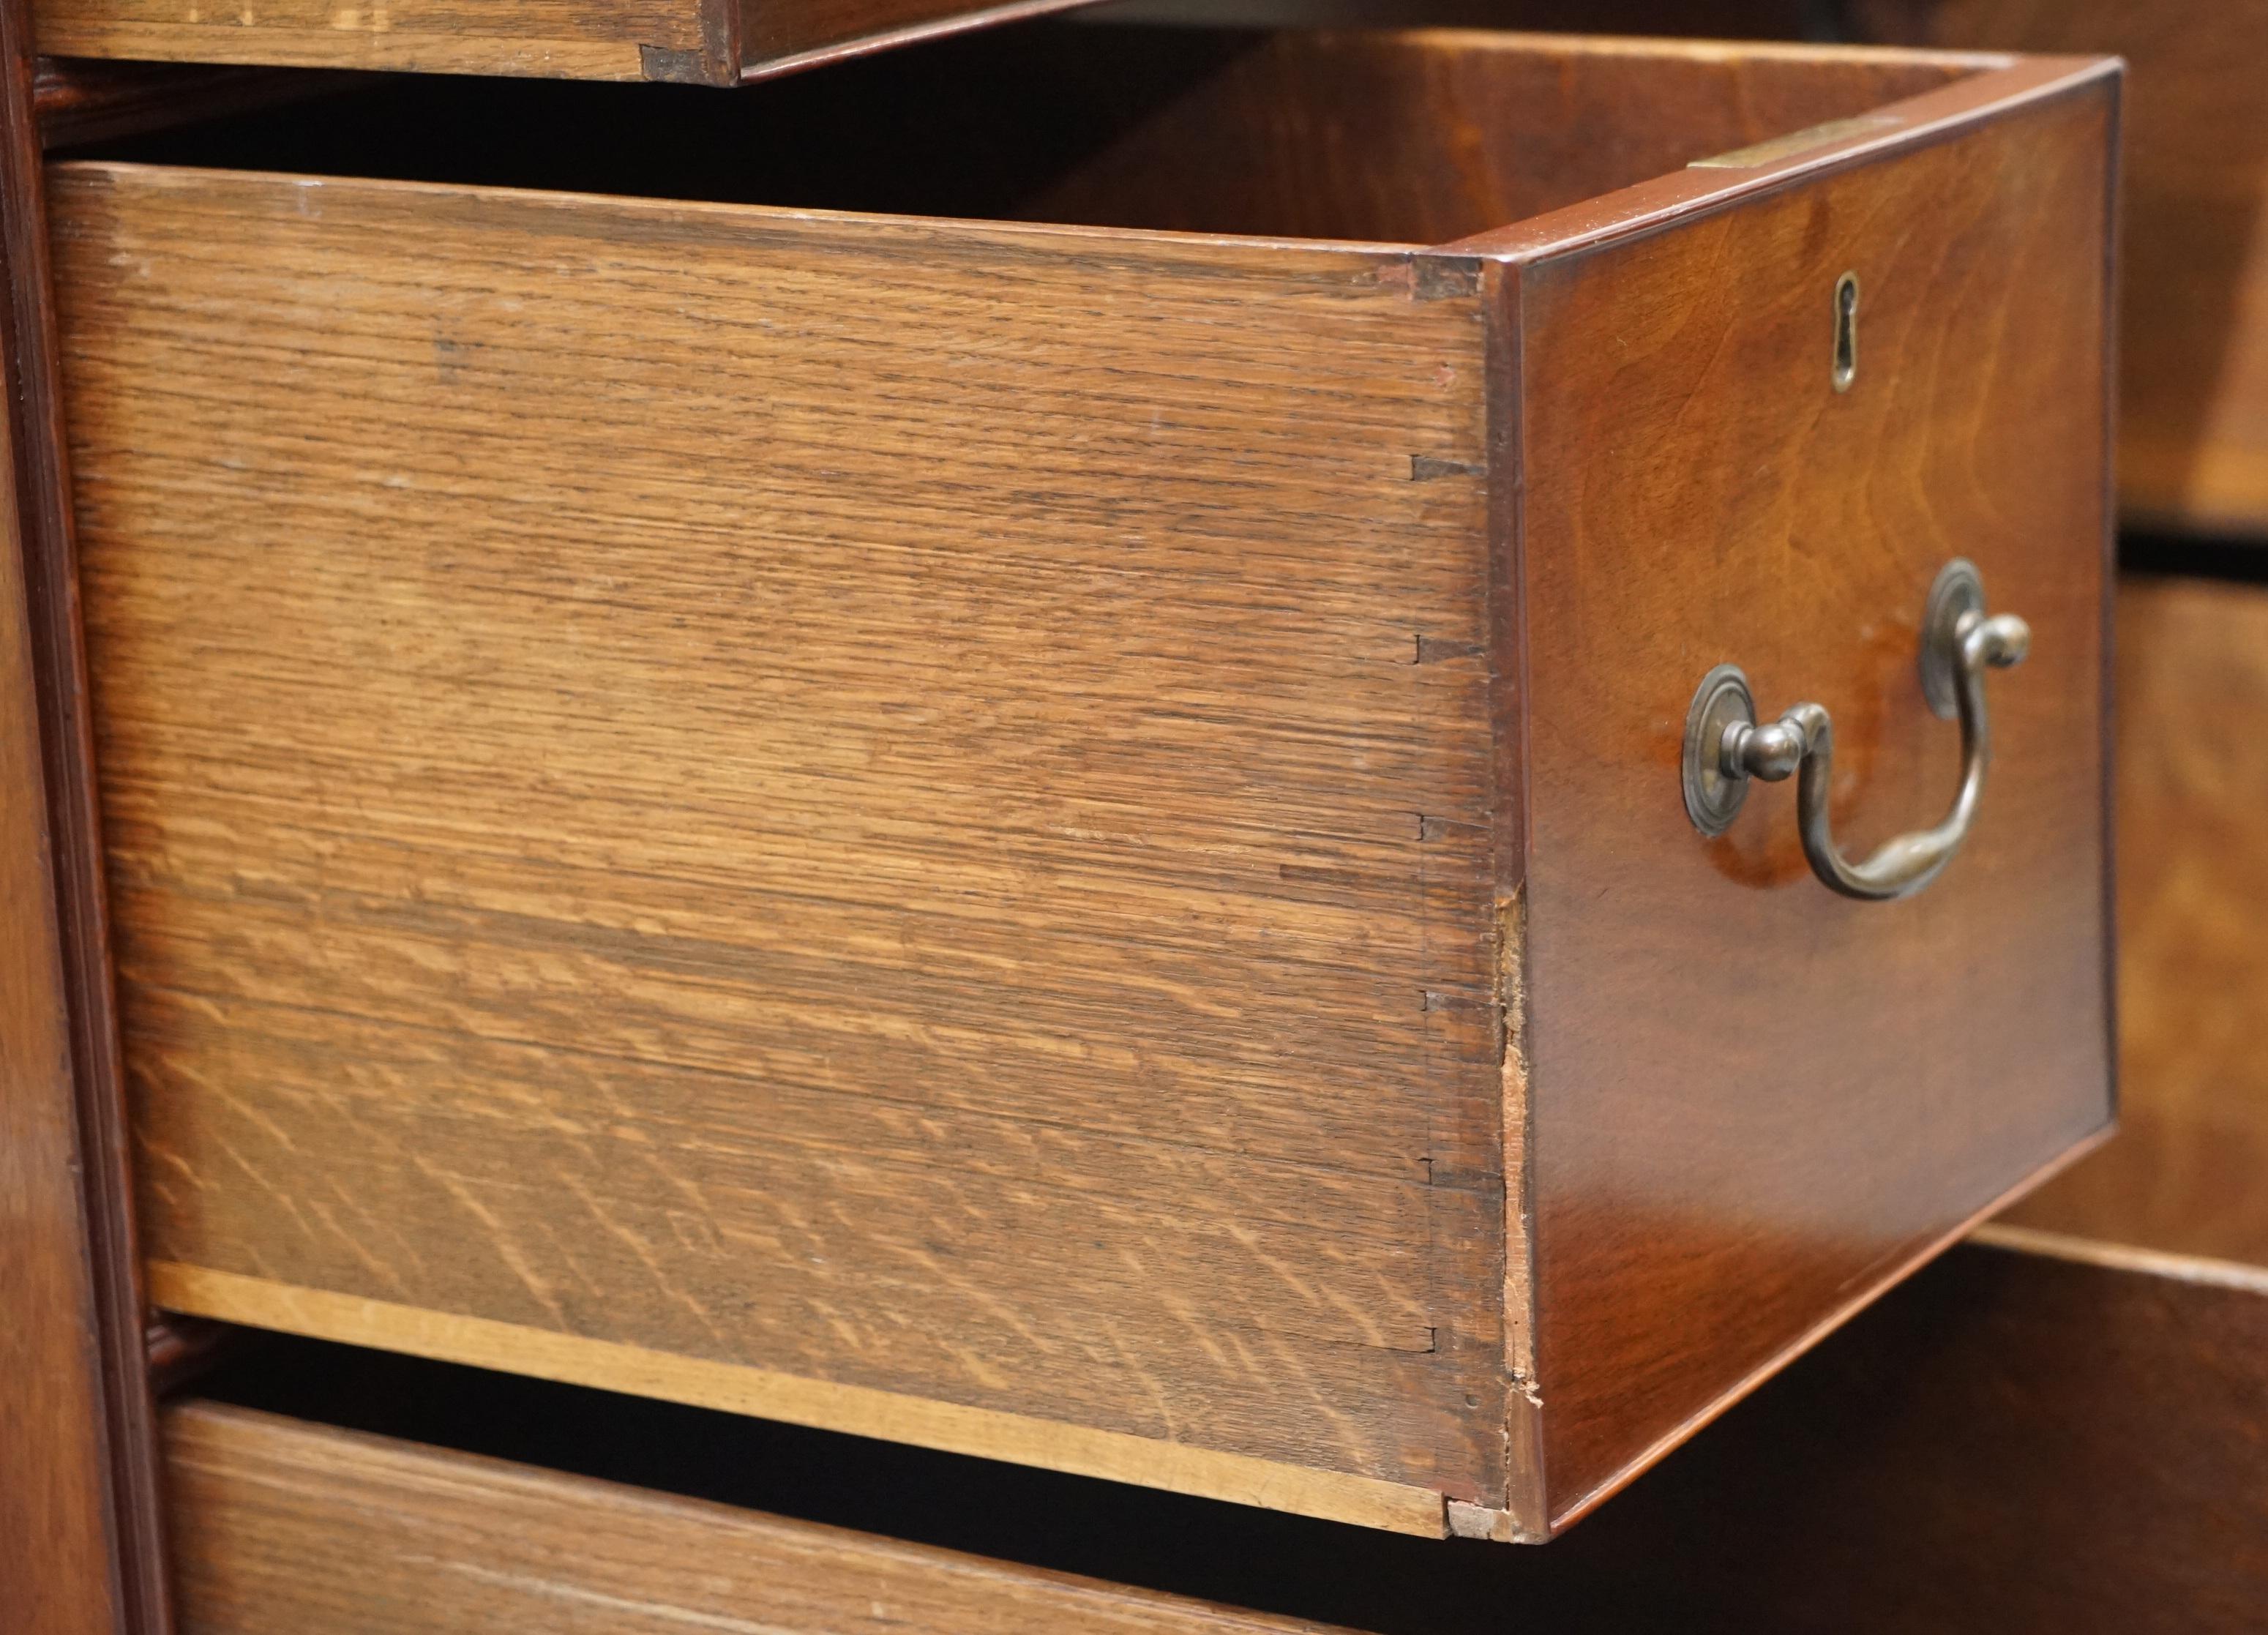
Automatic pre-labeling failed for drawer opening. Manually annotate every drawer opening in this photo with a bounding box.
[67,18,1999,245]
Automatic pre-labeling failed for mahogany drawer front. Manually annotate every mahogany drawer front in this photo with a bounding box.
[163,1402,1340,1634]
[30,0,1105,84]
[49,29,2117,1539]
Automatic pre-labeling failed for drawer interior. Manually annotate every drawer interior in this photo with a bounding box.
[70,20,1996,243]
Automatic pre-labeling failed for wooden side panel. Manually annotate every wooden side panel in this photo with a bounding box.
[0,0,165,1624]
[163,1402,1349,1635]
[1856,0,2268,534]
[50,166,1505,1521]
[1516,84,2116,1523]
[1999,575,2268,1265]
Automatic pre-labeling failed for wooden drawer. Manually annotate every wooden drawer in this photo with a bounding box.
[31,0,1108,85]
[49,26,2118,1541]
[163,1401,1343,1634]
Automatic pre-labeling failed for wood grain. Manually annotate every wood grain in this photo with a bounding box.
[1,0,168,1622]
[1508,72,2117,1524]
[53,162,1508,1516]
[31,0,1104,83]
[1853,0,2268,535]
[1999,575,2268,1265]
[48,37,2117,1537]
[0,172,121,1635]
[162,1401,1352,1635]
[33,0,722,80]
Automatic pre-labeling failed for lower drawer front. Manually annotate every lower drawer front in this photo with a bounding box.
[163,1402,1333,1635]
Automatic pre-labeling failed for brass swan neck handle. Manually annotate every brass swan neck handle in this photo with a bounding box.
[1681,561,2031,903]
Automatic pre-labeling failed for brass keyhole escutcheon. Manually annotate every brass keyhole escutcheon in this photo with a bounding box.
[1832,271,1860,392]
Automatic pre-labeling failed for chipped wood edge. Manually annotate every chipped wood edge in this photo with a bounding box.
[1968,1224,2268,1298]
[1480,254,1546,1544]
[146,1262,1451,1538]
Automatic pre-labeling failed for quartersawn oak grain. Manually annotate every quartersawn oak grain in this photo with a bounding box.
[1998,576,2268,1268]
[48,33,2119,1536]
[55,162,1506,1532]
[162,1401,1353,1635]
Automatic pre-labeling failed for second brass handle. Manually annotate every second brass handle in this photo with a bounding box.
[1681,560,2031,902]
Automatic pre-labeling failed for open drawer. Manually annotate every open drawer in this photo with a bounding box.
[48,24,2119,1540]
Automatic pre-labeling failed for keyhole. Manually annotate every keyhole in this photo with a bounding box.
[1832,272,1860,393]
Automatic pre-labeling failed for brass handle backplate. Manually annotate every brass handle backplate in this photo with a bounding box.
[1680,560,2032,902]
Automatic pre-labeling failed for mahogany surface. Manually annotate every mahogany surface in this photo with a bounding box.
[58,155,1504,1536]
[1507,68,2115,1523]
[0,0,168,1627]
[42,29,2119,1538]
